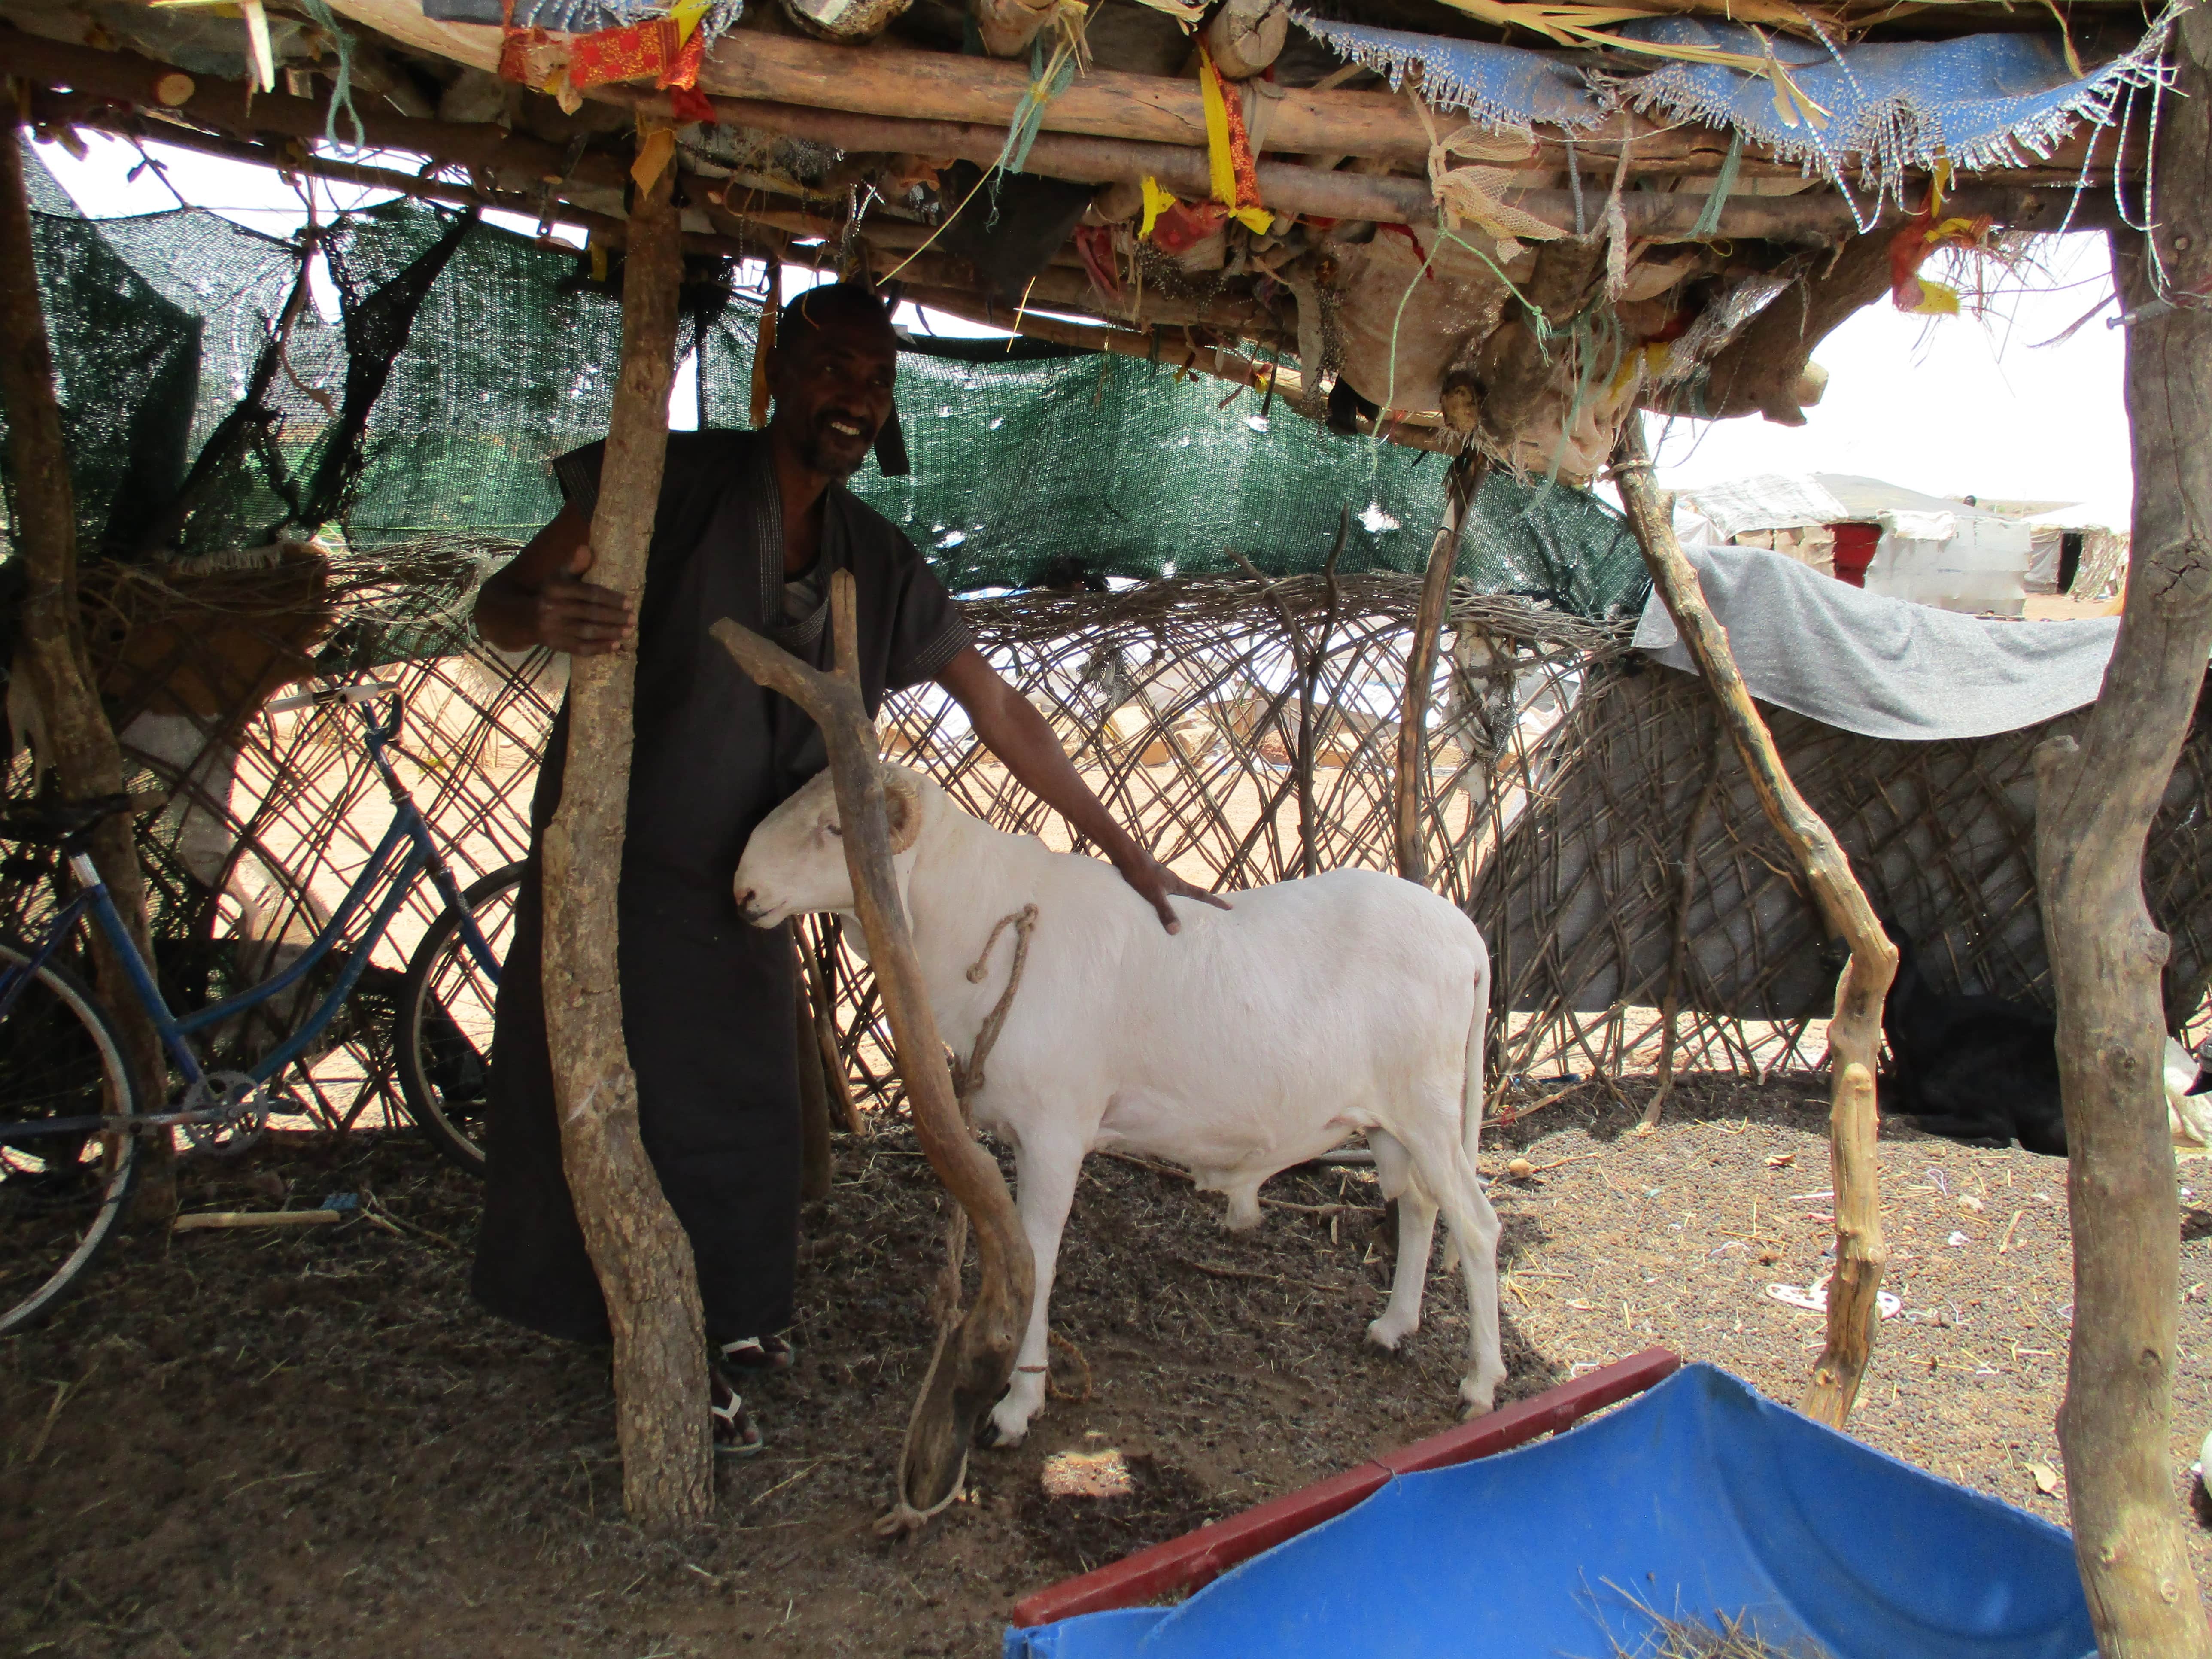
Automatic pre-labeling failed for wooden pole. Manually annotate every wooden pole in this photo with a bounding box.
[2038,11,2212,1650]
[1228,521,1346,881]
[537,135,711,1531]
[791,925,834,1204]
[1293,522,1347,880]
[802,920,864,1136]
[712,580,1033,1531]
[1608,414,1894,1428]
[1395,451,1487,885]
[0,101,173,1213]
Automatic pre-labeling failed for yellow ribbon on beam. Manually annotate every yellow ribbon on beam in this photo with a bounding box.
[1197,51,1274,235]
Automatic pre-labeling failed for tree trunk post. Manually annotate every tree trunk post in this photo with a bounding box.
[1395,450,1486,885]
[712,584,1034,1531]
[537,136,712,1532]
[2039,12,2212,1650]
[0,107,173,1206]
[1609,413,1895,1427]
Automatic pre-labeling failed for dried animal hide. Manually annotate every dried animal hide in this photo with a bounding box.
[1322,226,1512,418]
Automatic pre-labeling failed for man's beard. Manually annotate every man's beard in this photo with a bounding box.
[790,420,873,479]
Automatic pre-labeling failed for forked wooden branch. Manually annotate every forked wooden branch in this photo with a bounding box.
[537,150,712,1531]
[710,580,1034,1531]
[1610,414,1894,1428]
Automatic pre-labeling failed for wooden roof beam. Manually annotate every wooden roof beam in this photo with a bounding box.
[323,3,2147,181]
[28,87,776,267]
[0,23,633,199]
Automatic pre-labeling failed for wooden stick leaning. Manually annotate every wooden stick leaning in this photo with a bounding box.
[1608,414,1894,1428]
[1396,451,1488,885]
[2037,12,2212,1650]
[711,578,1034,1533]
[537,145,713,1532]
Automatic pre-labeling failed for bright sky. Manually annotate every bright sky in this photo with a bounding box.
[1646,233,2133,527]
[33,131,2136,529]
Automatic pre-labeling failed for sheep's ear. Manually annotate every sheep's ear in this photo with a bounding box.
[883,770,922,854]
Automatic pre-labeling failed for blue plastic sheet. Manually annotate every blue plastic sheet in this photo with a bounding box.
[1006,1365,2093,1659]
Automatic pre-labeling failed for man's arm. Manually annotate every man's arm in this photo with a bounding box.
[473,501,635,655]
[936,647,1229,933]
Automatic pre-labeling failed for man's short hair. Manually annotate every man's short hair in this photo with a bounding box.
[776,282,898,352]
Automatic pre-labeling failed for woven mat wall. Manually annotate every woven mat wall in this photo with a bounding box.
[1472,660,2212,1082]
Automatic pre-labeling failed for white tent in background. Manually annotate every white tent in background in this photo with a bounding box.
[1671,473,2037,616]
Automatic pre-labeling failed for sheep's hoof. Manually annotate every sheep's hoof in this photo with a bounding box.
[976,1412,1029,1450]
[1458,1380,1499,1419]
[1366,1316,1414,1353]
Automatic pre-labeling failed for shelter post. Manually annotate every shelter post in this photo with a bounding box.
[537,132,713,1531]
[2038,10,2212,1649]
[1396,450,1487,884]
[0,101,172,1210]
[1608,414,1895,1428]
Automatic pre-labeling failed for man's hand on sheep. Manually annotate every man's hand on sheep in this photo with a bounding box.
[1107,844,1232,936]
[939,644,1232,934]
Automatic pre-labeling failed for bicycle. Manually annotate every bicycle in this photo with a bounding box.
[0,678,522,1334]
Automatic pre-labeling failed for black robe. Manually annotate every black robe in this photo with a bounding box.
[471,430,971,1346]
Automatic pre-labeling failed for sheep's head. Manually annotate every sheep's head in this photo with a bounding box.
[734,763,926,928]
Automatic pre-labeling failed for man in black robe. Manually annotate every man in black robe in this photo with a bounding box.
[468,283,1217,1452]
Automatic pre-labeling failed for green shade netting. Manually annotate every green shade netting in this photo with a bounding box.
[4,147,1653,621]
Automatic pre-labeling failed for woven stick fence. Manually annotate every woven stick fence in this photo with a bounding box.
[1,538,559,1132]
[9,554,2205,1133]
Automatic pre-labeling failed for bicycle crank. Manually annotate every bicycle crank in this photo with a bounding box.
[178,1071,271,1156]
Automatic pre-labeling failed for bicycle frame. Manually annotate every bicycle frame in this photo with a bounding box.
[0,685,503,1142]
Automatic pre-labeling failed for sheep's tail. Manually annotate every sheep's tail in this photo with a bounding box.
[1462,933,1492,1164]
[1442,933,1493,1276]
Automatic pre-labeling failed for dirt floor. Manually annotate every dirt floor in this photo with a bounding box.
[7,1073,2212,1657]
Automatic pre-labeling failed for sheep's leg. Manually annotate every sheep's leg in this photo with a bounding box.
[1422,1131,1506,1416]
[979,1136,1083,1449]
[1366,1129,1438,1352]
[1222,1178,1264,1231]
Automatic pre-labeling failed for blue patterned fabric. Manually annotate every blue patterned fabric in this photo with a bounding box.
[1613,16,2173,209]
[1291,14,1608,131]
[1293,5,2179,210]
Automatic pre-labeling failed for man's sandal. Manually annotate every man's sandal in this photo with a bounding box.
[719,1334,795,1373]
[710,1364,765,1458]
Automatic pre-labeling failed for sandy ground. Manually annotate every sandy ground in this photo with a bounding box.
[7,1073,2212,1657]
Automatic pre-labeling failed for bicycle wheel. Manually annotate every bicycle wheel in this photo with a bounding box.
[0,936,144,1334]
[396,863,523,1176]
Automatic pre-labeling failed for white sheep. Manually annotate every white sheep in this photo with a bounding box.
[734,764,1504,1446]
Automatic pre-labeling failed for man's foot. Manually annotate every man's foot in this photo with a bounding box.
[719,1334,795,1373]
[711,1362,765,1458]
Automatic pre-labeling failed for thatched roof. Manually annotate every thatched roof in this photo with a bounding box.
[0,0,2179,479]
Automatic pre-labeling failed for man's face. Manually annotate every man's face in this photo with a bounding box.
[769,319,897,479]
